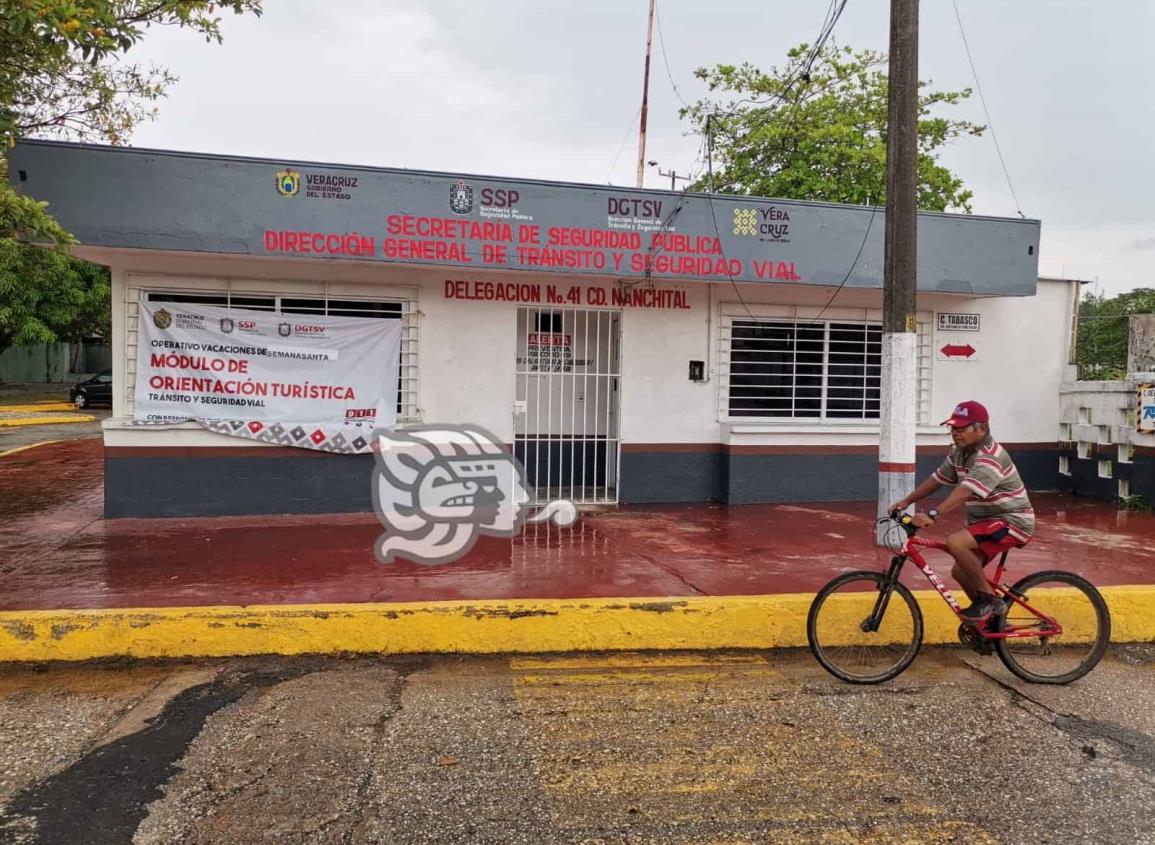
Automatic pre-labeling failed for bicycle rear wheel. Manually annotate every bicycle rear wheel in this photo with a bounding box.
[807,571,923,684]
[994,570,1111,685]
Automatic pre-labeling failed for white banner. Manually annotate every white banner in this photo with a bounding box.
[135,299,402,448]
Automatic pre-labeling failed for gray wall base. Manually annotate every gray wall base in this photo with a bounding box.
[622,448,1060,506]
[106,445,1063,517]
[104,454,375,518]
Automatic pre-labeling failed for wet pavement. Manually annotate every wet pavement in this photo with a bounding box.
[0,418,106,452]
[2,439,1155,610]
[0,647,1152,844]
[0,384,108,451]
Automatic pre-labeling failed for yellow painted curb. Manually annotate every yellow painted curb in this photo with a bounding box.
[0,414,95,427]
[1,586,1152,663]
[0,440,63,459]
[0,402,75,413]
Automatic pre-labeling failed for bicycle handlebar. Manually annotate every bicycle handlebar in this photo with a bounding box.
[881,511,920,538]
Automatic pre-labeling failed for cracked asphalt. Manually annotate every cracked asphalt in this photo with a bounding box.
[0,646,1153,844]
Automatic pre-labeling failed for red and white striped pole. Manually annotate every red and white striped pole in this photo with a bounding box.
[878,0,919,542]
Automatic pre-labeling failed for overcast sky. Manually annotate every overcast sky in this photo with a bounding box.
[121,0,1153,296]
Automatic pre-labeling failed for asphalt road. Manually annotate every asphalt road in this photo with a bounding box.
[1,646,1152,844]
[0,412,109,452]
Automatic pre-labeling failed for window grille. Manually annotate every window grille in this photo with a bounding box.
[534,311,564,333]
[720,315,930,423]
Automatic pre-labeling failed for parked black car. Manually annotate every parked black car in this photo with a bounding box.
[69,370,112,409]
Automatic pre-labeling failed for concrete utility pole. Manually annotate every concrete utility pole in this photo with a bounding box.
[878,0,919,540]
[635,0,656,189]
[649,162,688,191]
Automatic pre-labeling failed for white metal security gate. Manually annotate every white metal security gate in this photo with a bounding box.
[514,307,621,505]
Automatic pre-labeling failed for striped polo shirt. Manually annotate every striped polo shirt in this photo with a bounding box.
[933,435,1035,541]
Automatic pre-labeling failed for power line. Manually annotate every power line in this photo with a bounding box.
[712,0,849,126]
[809,203,879,323]
[951,0,1024,217]
[750,0,849,123]
[654,1,689,109]
[655,0,861,327]
[617,0,851,300]
[694,0,850,311]
[706,0,850,187]
[704,115,755,319]
[702,116,880,325]
[606,106,642,184]
[615,133,710,290]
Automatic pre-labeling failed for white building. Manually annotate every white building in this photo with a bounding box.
[10,141,1072,517]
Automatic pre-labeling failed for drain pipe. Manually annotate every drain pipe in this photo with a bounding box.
[704,283,713,383]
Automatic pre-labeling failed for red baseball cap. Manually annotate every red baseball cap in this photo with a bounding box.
[942,400,989,427]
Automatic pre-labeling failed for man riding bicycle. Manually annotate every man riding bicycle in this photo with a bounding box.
[888,400,1035,624]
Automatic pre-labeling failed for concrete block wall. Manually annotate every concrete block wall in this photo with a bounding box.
[1060,378,1155,503]
[0,343,73,383]
[0,342,110,384]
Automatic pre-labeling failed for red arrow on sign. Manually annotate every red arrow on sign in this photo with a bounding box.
[941,344,976,358]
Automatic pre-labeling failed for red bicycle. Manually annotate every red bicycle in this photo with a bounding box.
[807,513,1111,685]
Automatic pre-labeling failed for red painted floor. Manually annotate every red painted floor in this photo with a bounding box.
[2,439,1154,611]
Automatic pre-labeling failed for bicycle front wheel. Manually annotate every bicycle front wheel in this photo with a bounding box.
[994,570,1111,685]
[807,571,924,684]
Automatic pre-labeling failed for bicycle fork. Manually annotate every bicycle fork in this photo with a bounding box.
[862,555,906,633]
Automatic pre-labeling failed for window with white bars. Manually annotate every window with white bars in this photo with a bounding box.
[134,290,420,422]
[915,323,932,424]
[721,316,931,423]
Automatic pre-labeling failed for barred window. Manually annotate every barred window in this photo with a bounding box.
[726,319,883,420]
[147,292,403,320]
[147,292,275,310]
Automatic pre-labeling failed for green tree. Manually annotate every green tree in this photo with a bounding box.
[0,2,261,358]
[682,43,985,211]
[1076,288,1155,380]
[1,0,263,245]
[0,239,109,360]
